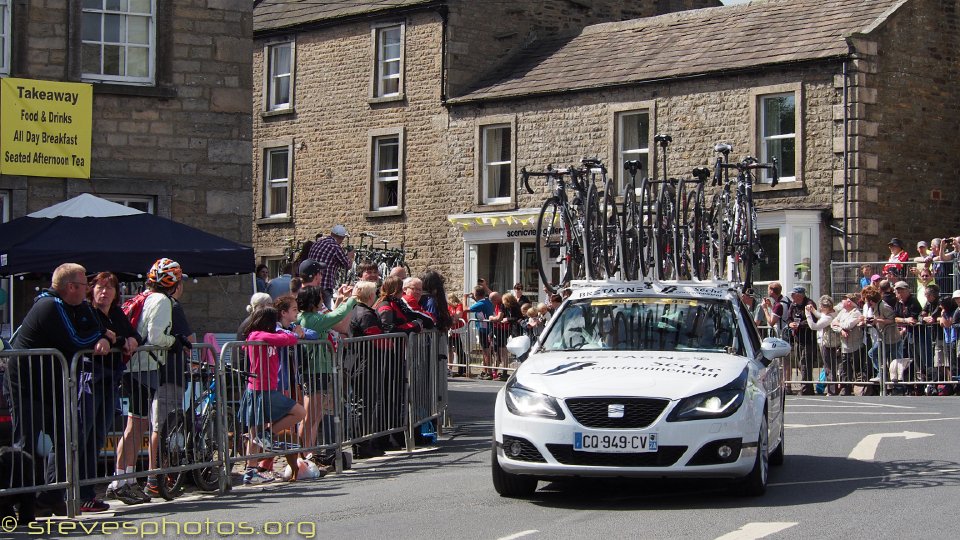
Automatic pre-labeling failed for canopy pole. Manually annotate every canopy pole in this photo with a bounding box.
[7,276,13,340]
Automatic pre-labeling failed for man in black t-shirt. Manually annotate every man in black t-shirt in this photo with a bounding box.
[786,286,816,395]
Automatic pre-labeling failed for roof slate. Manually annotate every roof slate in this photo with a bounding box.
[254,0,437,33]
[452,0,905,103]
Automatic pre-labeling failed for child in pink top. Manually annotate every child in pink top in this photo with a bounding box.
[237,307,306,484]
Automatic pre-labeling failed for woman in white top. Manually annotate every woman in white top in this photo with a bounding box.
[806,295,840,395]
[831,293,864,395]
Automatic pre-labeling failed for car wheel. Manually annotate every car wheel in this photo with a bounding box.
[491,440,538,497]
[769,418,784,467]
[737,415,769,496]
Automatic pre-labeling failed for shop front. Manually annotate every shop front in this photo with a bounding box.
[448,209,547,303]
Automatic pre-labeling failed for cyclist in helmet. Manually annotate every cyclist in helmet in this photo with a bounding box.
[108,258,189,504]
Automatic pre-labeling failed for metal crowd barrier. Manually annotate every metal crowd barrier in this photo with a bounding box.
[449,318,520,379]
[779,321,959,396]
[0,328,448,518]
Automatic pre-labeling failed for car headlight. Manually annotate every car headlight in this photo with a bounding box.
[667,368,748,422]
[504,380,566,420]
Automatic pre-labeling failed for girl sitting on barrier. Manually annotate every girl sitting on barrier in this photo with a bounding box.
[237,307,306,485]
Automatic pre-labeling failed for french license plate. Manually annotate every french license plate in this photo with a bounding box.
[574,432,657,453]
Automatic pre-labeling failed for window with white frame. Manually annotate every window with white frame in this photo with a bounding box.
[81,0,155,84]
[263,146,291,218]
[266,42,293,111]
[373,25,402,98]
[0,190,9,223]
[616,110,650,193]
[372,135,400,211]
[0,0,10,77]
[481,124,512,205]
[759,93,796,183]
[104,195,154,213]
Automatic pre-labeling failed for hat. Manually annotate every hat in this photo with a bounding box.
[790,286,806,295]
[870,274,881,281]
[331,224,349,237]
[887,237,904,249]
[953,290,960,299]
[917,241,928,248]
[299,259,325,281]
[894,281,910,290]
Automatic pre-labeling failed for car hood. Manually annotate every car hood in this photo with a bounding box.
[514,350,749,400]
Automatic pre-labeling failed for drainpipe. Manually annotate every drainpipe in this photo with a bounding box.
[439,4,449,105]
[842,59,850,262]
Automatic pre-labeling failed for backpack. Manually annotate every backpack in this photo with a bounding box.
[121,291,153,331]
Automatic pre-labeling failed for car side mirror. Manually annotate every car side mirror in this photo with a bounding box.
[760,337,791,361]
[506,335,531,357]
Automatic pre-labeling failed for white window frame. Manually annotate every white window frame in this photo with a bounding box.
[754,210,821,297]
[104,195,154,214]
[372,23,403,99]
[615,110,652,194]
[481,124,513,205]
[263,145,292,219]
[265,41,294,112]
[372,135,400,211]
[0,190,9,222]
[81,0,156,85]
[0,0,10,77]
[750,84,802,186]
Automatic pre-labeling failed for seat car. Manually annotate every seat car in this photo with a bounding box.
[492,281,791,497]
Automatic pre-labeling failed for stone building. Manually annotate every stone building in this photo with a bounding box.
[0,0,253,334]
[253,0,960,301]
[252,0,719,282]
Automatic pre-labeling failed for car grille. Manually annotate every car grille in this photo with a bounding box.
[546,444,687,467]
[501,436,546,463]
[564,397,669,429]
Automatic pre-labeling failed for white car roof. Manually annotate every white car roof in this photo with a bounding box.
[566,280,737,302]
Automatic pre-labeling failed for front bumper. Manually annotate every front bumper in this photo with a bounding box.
[494,390,759,479]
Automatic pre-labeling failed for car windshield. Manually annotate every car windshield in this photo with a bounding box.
[541,297,742,354]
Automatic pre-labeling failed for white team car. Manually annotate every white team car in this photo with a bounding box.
[492,281,791,497]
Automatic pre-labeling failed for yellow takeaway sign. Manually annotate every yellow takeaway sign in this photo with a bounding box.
[0,77,92,179]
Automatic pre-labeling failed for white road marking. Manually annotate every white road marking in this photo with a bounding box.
[786,416,960,429]
[770,468,960,487]
[787,412,934,415]
[714,522,798,540]
[788,401,916,409]
[848,431,934,461]
[497,530,539,540]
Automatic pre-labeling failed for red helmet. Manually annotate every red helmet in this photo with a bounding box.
[147,258,182,288]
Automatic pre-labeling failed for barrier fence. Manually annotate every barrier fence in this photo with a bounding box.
[0,330,447,518]
[830,260,958,301]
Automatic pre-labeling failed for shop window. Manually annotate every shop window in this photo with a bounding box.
[81,0,156,84]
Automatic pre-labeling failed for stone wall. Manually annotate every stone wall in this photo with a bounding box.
[855,0,960,261]
[1,0,253,335]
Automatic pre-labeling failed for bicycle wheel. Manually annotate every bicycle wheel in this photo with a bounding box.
[674,188,693,280]
[599,177,622,279]
[157,409,188,500]
[730,197,754,286]
[655,183,677,280]
[708,191,729,280]
[691,188,711,280]
[584,185,605,280]
[637,179,656,279]
[620,183,641,281]
[536,197,569,294]
[192,408,223,492]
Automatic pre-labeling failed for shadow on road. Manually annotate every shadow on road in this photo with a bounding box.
[517,455,960,511]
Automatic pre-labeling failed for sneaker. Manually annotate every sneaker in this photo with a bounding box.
[242,467,275,485]
[106,483,147,505]
[80,498,110,513]
[143,478,161,499]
